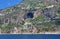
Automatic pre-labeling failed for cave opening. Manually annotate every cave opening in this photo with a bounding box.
[26,12,34,18]
[24,12,34,19]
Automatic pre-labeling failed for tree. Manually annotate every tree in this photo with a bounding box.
[20,0,43,10]
[57,6,60,14]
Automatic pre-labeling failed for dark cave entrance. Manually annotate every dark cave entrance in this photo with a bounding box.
[24,12,34,19]
[26,12,33,18]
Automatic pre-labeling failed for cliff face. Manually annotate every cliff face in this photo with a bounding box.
[0,0,59,34]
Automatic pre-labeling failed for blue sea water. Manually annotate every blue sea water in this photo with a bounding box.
[0,0,23,9]
[0,34,60,39]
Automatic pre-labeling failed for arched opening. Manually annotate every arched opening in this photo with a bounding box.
[27,12,33,18]
[24,12,34,19]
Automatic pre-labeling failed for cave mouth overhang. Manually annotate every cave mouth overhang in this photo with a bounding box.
[24,12,34,19]
[27,12,34,18]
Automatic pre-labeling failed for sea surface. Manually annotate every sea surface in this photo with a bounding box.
[0,0,23,9]
[0,34,60,39]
